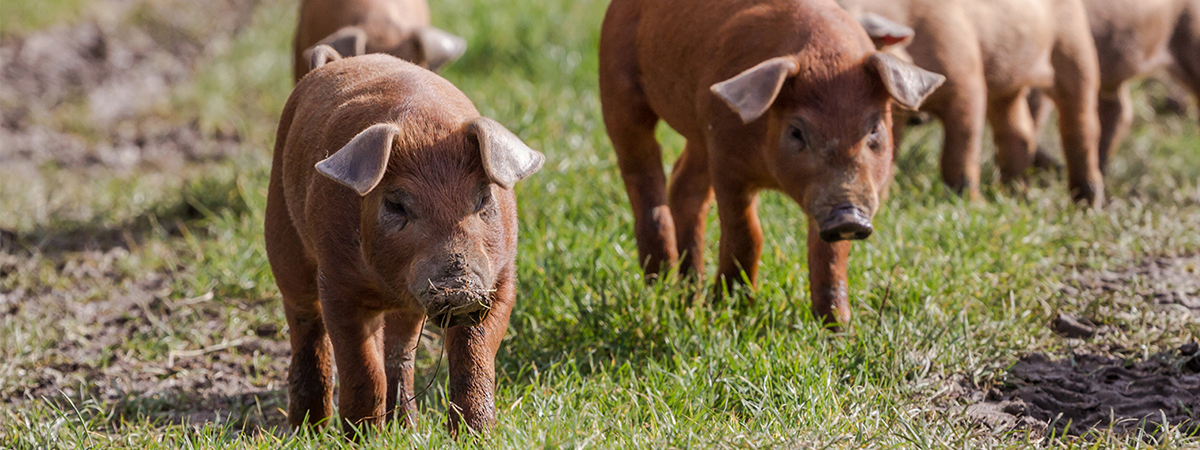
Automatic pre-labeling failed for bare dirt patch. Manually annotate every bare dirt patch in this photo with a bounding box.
[0,0,256,173]
[1064,255,1200,316]
[0,247,291,431]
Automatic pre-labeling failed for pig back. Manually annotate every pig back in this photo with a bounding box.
[293,0,432,78]
[625,0,874,137]
[278,55,479,245]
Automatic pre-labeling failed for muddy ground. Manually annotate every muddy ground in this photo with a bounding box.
[2,0,1199,440]
[941,255,1200,438]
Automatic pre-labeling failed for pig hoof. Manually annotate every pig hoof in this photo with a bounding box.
[1069,183,1103,208]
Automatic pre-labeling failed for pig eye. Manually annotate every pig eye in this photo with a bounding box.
[868,121,888,152]
[383,193,410,226]
[783,124,806,152]
[475,189,493,214]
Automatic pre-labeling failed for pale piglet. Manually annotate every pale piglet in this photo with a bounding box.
[265,48,543,436]
[840,0,1107,206]
[599,0,944,328]
[1030,0,1200,171]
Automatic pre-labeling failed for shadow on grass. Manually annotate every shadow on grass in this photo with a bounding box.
[2,175,250,257]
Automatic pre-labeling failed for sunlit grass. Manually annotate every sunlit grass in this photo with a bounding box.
[2,0,1199,447]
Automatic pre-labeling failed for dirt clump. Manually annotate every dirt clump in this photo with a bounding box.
[977,347,1200,437]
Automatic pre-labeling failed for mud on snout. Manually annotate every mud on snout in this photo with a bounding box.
[413,276,493,328]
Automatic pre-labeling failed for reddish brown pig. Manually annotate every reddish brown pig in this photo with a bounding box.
[265,48,543,436]
[1030,0,1200,172]
[599,0,944,327]
[839,0,1107,206]
[293,0,466,81]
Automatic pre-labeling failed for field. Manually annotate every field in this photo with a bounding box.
[2,0,1199,447]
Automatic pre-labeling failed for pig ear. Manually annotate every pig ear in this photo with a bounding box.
[315,26,367,60]
[303,44,343,72]
[867,52,945,110]
[315,124,399,196]
[415,26,467,72]
[466,117,545,189]
[857,12,914,49]
[710,57,800,124]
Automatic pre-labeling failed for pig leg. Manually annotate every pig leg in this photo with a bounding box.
[1048,3,1105,206]
[599,8,677,279]
[1168,4,1200,128]
[319,289,388,436]
[265,196,333,428]
[444,272,516,437]
[383,309,425,427]
[1096,83,1133,172]
[930,77,987,200]
[1026,89,1064,172]
[989,88,1039,184]
[807,220,852,329]
[713,180,763,294]
[668,140,714,279]
[281,298,334,428]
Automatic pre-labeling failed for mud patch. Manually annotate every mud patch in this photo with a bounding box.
[0,247,290,431]
[0,0,256,172]
[968,347,1200,438]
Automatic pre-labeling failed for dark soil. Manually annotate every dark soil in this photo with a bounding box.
[949,255,1200,439]
[985,347,1200,437]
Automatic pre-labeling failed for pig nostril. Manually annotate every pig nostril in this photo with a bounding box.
[819,205,873,243]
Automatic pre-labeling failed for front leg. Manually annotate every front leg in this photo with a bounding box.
[806,219,851,329]
[383,309,425,427]
[714,181,763,295]
[444,274,515,437]
[321,293,388,436]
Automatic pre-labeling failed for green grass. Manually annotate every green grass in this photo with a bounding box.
[3,0,1200,448]
[0,0,89,37]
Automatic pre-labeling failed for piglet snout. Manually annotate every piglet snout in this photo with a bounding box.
[415,275,492,328]
[819,204,873,243]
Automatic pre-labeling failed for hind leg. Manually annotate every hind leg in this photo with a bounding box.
[668,139,714,279]
[989,87,1039,185]
[1096,82,1134,172]
[600,8,677,278]
[929,76,988,200]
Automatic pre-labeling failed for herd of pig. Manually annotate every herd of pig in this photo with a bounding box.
[266,0,1200,438]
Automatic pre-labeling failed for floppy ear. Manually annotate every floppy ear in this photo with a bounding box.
[867,52,945,110]
[303,44,342,71]
[315,124,399,196]
[710,57,800,124]
[315,26,367,60]
[414,26,467,72]
[857,12,914,49]
[465,117,545,189]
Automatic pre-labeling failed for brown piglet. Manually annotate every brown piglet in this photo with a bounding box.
[293,0,466,81]
[265,48,543,436]
[599,0,944,328]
